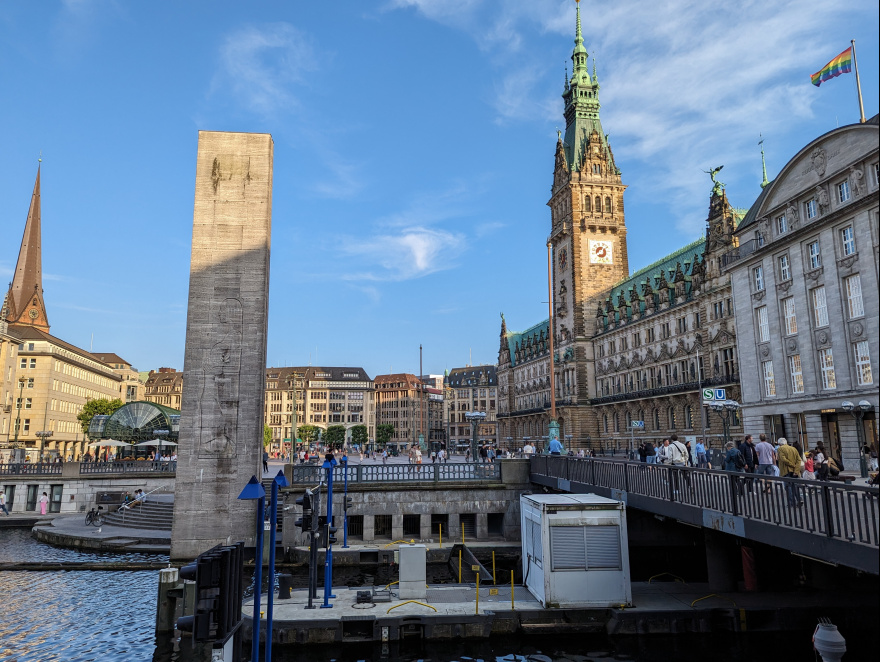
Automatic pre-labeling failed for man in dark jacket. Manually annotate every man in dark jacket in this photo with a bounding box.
[739,434,758,493]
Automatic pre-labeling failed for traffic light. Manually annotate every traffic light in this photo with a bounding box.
[295,490,313,532]
[326,520,338,545]
[343,496,353,512]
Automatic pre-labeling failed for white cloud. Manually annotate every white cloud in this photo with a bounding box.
[214,23,317,115]
[339,227,465,281]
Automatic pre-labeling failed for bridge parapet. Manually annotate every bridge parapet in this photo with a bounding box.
[285,461,512,486]
[530,455,879,575]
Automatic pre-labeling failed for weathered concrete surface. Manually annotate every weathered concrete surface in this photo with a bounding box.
[171,131,273,560]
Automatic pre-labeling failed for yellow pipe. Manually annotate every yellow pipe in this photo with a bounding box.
[458,549,462,584]
[648,572,686,584]
[383,540,412,548]
[690,593,738,608]
[383,580,399,591]
[439,523,442,549]
[475,573,480,615]
[492,551,496,585]
[510,570,514,611]
[386,601,437,614]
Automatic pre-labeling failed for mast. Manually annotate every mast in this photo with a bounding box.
[852,39,866,123]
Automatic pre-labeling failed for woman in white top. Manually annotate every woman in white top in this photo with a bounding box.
[39,492,49,515]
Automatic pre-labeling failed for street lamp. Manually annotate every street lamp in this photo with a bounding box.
[710,399,740,448]
[12,377,25,449]
[464,411,486,461]
[842,400,874,478]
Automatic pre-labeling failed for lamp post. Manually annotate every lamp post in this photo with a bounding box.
[842,400,874,479]
[464,411,486,461]
[710,399,740,448]
[13,377,25,448]
[264,469,289,662]
[237,475,266,662]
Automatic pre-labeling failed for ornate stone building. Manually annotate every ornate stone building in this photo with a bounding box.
[723,116,878,469]
[444,365,497,452]
[497,5,742,450]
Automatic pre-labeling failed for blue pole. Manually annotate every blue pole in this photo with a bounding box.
[264,480,278,662]
[252,495,265,662]
[342,454,349,549]
[321,458,335,608]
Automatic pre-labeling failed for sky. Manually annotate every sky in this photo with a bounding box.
[1,0,877,380]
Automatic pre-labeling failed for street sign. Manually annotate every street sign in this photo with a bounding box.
[702,388,726,401]
[631,420,644,429]
[471,565,480,572]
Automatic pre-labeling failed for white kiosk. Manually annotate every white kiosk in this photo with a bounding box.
[520,493,631,608]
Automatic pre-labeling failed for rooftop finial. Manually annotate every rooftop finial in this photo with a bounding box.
[38,150,42,164]
[575,0,583,50]
[759,133,769,189]
[564,63,569,90]
[593,57,597,83]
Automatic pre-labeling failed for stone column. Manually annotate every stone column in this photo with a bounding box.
[171,131,273,560]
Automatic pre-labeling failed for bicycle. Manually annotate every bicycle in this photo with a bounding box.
[84,506,104,526]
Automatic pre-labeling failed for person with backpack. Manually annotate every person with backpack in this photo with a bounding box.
[722,441,747,497]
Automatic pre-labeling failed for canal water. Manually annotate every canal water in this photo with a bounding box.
[0,528,870,662]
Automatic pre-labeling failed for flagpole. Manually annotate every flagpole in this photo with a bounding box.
[852,39,866,124]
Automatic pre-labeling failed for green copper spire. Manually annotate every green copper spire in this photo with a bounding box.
[759,134,769,189]
[560,0,615,175]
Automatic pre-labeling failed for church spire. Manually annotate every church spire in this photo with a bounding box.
[5,167,49,331]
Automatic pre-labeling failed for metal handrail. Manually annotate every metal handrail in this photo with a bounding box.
[287,461,501,485]
[531,455,879,548]
[0,462,63,476]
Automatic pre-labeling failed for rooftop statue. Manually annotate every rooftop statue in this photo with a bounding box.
[704,165,725,196]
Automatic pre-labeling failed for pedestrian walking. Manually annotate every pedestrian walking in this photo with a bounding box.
[754,434,777,493]
[722,441,747,496]
[695,438,708,469]
[776,438,803,507]
[262,450,269,473]
[39,492,49,515]
[802,452,816,480]
[0,490,9,516]
[644,441,657,464]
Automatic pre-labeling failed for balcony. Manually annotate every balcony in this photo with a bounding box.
[590,373,739,405]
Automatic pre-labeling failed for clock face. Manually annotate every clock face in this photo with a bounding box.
[589,240,613,264]
[28,308,38,319]
[558,247,568,269]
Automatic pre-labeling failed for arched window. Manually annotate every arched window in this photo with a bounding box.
[653,409,660,430]
[595,196,602,212]
[605,197,612,213]
[603,414,609,433]
[684,405,693,429]
[613,413,620,433]
[584,196,591,212]
[667,407,675,429]
[625,411,631,428]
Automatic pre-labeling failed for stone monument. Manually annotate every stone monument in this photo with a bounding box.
[171,131,273,560]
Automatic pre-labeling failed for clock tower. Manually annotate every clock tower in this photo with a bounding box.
[4,167,50,332]
[549,0,629,345]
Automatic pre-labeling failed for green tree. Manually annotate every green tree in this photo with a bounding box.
[264,425,273,448]
[376,423,395,448]
[324,425,346,448]
[298,425,320,444]
[350,424,368,448]
[78,398,124,435]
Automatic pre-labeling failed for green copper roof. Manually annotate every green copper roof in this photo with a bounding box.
[605,236,706,310]
[504,319,550,368]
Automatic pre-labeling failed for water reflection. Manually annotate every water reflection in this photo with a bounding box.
[0,528,167,564]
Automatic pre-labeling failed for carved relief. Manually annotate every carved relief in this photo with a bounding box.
[815,185,830,215]
[838,253,858,272]
[752,290,765,301]
[805,266,824,282]
[785,201,799,228]
[759,344,770,358]
[811,147,827,177]
[199,298,243,458]
[786,339,798,354]
[777,280,793,292]
[849,166,864,197]
[851,322,864,338]
[816,330,830,347]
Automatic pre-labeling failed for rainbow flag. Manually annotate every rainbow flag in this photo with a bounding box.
[811,47,853,87]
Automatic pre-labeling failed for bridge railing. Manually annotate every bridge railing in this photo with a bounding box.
[0,463,63,476]
[532,455,879,548]
[287,461,501,485]
[79,461,177,474]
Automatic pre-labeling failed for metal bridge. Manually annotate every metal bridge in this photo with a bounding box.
[529,455,879,575]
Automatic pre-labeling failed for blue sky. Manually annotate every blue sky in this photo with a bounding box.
[1,0,877,379]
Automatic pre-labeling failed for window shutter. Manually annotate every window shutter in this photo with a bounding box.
[586,526,621,569]
[550,526,586,570]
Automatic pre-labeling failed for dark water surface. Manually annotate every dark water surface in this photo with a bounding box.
[0,529,871,662]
